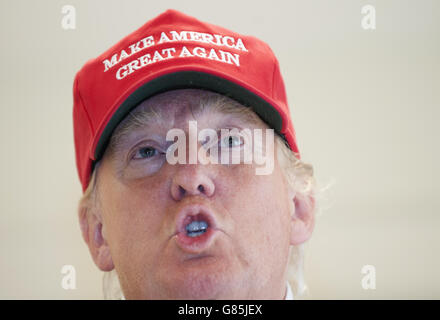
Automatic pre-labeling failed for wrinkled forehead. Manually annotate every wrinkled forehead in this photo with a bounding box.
[117,89,265,133]
[132,89,220,127]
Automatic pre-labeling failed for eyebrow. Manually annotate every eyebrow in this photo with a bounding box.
[108,106,162,144]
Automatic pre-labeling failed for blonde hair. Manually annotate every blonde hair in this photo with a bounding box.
[78,90,316,299]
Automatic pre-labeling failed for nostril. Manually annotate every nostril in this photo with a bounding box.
[179,185,186,196]
[198,185,205,193]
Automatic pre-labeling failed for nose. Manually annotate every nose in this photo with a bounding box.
[170,164,215,201]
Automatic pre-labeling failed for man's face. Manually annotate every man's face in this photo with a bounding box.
[94,89,295,299]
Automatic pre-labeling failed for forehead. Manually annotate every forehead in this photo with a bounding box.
[129,89,261,125]
[131,89,219,128]
[110,89,266,142]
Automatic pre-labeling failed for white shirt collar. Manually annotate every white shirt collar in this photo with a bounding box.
[284,281,294,300]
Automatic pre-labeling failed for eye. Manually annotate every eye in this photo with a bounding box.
[132,146,160,160]
[219,134,243,148]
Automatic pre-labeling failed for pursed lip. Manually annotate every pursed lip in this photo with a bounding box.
[171,203,221,254]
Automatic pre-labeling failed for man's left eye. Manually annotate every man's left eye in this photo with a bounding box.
[133,146,159,159]
[219,135,243,148]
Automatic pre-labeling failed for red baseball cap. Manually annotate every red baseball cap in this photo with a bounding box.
[73,9,300,191]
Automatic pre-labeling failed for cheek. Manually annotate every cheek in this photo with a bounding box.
[99,174,169,265]
[220,165,291,256]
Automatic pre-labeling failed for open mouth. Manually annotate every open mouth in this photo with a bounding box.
[174,205,219,253]
[182,213,210,238]
[186,219,209,237]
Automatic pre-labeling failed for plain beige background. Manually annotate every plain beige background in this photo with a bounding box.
[0,0,439,299]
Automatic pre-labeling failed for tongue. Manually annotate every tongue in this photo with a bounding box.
[186,220,208,237]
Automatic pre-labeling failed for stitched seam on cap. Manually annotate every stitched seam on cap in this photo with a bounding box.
[271,51,277,99]
[76,77,95,134]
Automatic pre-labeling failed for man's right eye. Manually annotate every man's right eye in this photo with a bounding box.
[133,146,159,160]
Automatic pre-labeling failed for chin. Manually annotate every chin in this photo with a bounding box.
[156,255,243,299]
